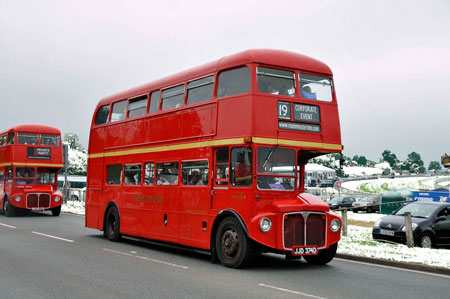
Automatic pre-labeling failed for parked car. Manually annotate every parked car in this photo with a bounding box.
[327,196,356,210]
[372,201,450,248]
[352,196,381,213]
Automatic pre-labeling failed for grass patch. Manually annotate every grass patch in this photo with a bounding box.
[348,219,374,227]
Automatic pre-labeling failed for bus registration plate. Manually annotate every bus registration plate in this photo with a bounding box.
[32,207,44,211]
[292,246,318,256]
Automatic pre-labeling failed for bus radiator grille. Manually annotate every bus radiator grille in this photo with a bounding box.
[283,213,326,249]
[26,194,51,208]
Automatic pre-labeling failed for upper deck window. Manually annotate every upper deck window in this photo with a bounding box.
[128,95,147,118]
[7,132,15,145]
[41,134,60,146]
[111,100,127,122]
[187,76,214,105]
[299,74,333,102]
[0,135,6,146]
[95,105,110,125]
[18,133,38,145]
[217,67,251,98]
[149,91,160,113]
[161,84,185,111]
[257,67,295,97]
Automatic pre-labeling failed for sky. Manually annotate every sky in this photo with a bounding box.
[1,0,449,166]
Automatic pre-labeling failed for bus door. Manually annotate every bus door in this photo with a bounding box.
[212,148,231,210]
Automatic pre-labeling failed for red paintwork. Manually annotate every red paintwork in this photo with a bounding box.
[86,49,342,255]
[0,124,63,212]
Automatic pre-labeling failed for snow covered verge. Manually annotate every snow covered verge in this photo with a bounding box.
[339,212,450,270]
[61,201,450,269]
[62,200,85,215]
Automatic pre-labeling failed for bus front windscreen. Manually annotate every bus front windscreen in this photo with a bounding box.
[257,147,296,191]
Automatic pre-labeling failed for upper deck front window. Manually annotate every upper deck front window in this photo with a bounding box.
[41,134,60,146]
[7,132,15,145]
[257,147,295,191]
[17,133,38,145]
[95,105,110,125]
[217,67,251,98]
[257,67,295,97]
[299,74,333,102]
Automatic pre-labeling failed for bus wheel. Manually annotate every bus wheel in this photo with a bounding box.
[215,217,253,268]
[3,198,15,217]
[303,243,338,265]
[105,206,122,242]
[70,195,79,201]
[51,206,61,216]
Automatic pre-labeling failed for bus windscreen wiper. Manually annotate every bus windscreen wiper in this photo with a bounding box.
[262,145,278,169]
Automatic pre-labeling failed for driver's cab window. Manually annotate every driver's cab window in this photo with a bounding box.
[230,147,253,187]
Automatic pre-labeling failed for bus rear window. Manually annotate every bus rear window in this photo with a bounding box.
[217,67,251,98]
[257,67,295,97]
[18,133,38,145]
[299,74,333,102]
[41,134,60,146]
[95,105,110,125]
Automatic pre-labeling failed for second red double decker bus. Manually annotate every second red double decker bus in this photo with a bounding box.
[0,124,64,217]
[86,49,343,268]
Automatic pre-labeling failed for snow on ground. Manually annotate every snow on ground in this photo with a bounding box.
[342,176,443,194]
[344,166,382,176]
[61,200,85,215]
[61,200,450,269]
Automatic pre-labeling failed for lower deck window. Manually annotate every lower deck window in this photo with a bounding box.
[182,161,208,186]
[124,164,142,185]
[107,165,122,185]
[156,162,179,185]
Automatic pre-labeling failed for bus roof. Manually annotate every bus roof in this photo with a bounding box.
[97,49,333,107]
[1,124,61,136]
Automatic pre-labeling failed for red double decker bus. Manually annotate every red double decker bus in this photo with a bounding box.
[0,124,64,217]
[86,49,343,268]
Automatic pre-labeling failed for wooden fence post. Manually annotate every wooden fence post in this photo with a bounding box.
[404,212,414,248]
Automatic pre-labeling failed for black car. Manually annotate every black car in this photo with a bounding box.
[327,196,355,210]
[372,201,450,248]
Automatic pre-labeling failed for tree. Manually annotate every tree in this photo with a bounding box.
[63,133,87,175]
[63,133,84,151]
[406,151,425,174]
[428,161,442,171]
[381,150,399,168]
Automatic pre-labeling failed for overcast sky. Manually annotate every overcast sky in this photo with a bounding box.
[1,0,449,166]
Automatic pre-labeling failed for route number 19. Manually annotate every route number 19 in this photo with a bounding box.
[278,101,291,120]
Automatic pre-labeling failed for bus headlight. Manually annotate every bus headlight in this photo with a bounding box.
[54,196,61,203]
[260,217,272,232]
[330,219,340,232]
[15,196,22,202]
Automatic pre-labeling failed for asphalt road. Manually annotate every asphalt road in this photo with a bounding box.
[0,212,449,299]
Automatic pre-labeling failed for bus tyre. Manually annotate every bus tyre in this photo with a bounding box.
[303,243,338,265]
[51,206,61,216]
[105,206,122,242]
[215,217,253,269]
[3,198,15,217]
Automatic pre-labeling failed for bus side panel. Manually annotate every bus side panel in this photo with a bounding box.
[178,187,210,247]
